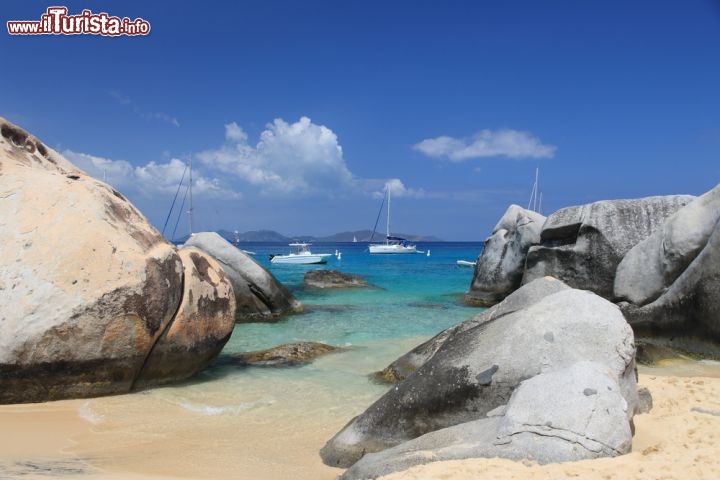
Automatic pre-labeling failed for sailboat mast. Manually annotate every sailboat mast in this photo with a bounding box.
[533,167,539,212]
[386,187,391,239]
[188,157,194,236]
[527,167,539,212]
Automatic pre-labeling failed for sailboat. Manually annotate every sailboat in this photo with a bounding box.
[527,167,543,213]
[162,157,194,245]
[369,187,418,254]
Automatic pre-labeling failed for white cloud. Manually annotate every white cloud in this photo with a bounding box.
[197,116,355,196]
[371,178,425,199]
[224,122,247,142]
[414,129,556,161]
[62,150,239,199]
[62,150,134,188]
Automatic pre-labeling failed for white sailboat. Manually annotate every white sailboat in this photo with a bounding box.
[369,187,418,254]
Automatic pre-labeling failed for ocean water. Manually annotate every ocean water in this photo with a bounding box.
[228,241,483,350]
[72,242,485,478]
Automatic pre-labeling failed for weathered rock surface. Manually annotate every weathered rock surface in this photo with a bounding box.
[613,184,720,344]
[304,269,370,289]
[522,196,694,299]
[0,117,235,404]
[184,232,303,322]
[228,341,341,367]
[377,277,571,384]
[320,288,638,468]
[465,205,545,306]
[133,248,236,389]
[341,362,633,480]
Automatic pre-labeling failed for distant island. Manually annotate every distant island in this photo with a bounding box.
[174,230,443,244]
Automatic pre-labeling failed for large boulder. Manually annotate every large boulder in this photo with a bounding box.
[133,248,236,389]
[184,232,303,321]
[614,184,720,344]
[378,277,571,383]
[0,117,235,403]
[522,196,693,300]
[341,362,633,480]
[320,288,638,468]
[465,205,545,306]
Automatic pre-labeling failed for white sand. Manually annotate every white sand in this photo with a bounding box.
[1,363,720,480]
[381,367,720,480]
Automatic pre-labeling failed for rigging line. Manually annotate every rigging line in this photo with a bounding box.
[161,163,188,236]
[171,181,190,243]
[368,188,387,243]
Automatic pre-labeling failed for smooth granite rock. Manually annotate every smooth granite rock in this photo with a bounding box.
[614,185,720,346]
[304,269,370,289]
[377,277,571,384]
[465,205,545,306]
[341,362,634,480]
[522,196,694,299]
[133,248,236,389]
[229,341,342,367]
[184,232,303,322]
[0,117,235,403]
[320,288,638,468]
[615,184,720,306]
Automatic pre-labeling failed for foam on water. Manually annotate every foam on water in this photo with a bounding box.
[179,397,275,416]
[78,401,104,424]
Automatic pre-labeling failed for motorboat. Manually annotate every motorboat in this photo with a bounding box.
[270,243,332,264]
[456,260,476,268]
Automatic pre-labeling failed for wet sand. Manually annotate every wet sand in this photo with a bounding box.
[2,361,720,480]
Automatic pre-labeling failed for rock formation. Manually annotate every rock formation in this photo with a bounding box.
[0,117,235,403]
[132,248,235,389]
[184,232,303,321]
[341,362,634,480]
[614,184,720,349]
[304,269,371,289]
[522,196,693,299]
[228,342,342,367]
[465,205,545,306]
[378,277,571,384]
[321,285,639,469]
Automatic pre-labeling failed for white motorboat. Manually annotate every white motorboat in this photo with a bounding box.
[456,260,476,268]
[270,243,332,264]
[369,187,419,254]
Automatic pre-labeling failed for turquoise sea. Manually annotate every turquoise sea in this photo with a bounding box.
[229,241,483,351]
[68,242,486,479]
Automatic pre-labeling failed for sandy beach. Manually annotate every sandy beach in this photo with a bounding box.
[1,361,720,480]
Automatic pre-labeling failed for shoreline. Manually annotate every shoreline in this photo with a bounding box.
[2,361,720,479]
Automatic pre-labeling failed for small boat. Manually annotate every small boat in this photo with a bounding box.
[369,186,419,254]
[269,243,332,264]
[456,260,476,268]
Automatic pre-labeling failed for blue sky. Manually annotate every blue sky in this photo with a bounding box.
[3,1,720,240]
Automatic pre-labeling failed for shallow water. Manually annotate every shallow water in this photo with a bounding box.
[70,242,485,478]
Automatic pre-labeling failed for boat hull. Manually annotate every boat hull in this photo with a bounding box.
[270,254,331,264]
[369,244,418,254]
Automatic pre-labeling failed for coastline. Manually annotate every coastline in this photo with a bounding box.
[2,362,720,480]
